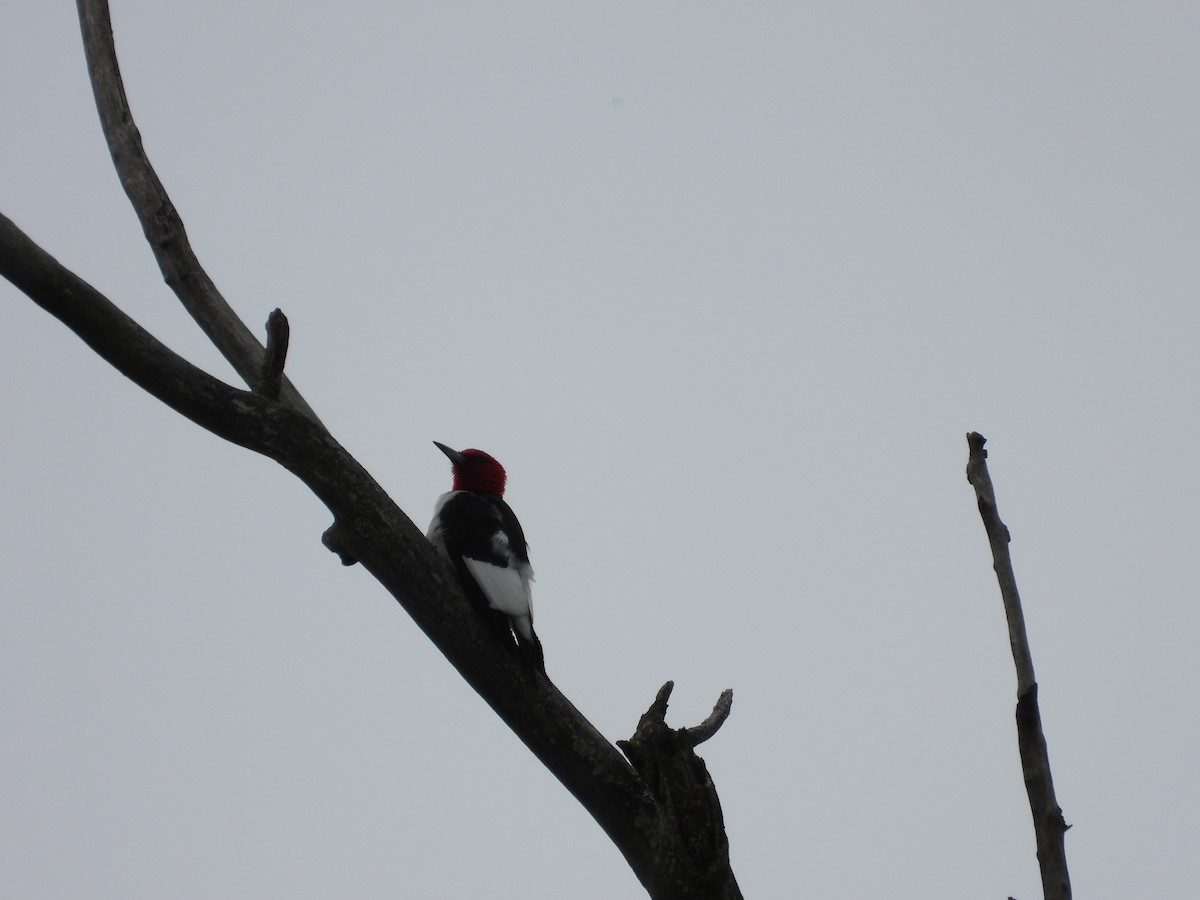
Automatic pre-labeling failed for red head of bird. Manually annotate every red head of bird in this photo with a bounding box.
[433,441,507,496]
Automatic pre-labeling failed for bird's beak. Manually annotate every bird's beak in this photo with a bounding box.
[433,441,466,465]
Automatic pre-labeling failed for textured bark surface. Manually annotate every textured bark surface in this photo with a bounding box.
[76,0,320,423]
[619,683,742,900]
[966,432,1072,900]
[0,4,742,896]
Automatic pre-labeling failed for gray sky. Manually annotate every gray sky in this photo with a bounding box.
[3,3,1198,897]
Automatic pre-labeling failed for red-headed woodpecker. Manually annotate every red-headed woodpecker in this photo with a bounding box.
[427,442,545,673]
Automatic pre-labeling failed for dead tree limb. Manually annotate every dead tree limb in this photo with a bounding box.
[0,195,724,900]
[619,683,742,900]
[76,0,320,423]
[966,432,1072,900]
[254,308,290,399]
[0,4,741,896]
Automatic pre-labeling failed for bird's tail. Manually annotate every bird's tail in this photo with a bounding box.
[511,615,545,674]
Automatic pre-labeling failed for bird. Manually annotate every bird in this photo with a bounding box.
[427,441,545,673]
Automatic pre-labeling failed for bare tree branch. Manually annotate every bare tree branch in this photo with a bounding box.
[0,208,666,886]
[254,308,290,399]
[1,198,744,898]
[966,432,1072,900]
[75,0,320,423]
[686,688,734,748]
[619,682,742,900]
[1,8,743,895]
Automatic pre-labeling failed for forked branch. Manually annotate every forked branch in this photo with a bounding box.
[76,0,320,423]
[0,5,743,897]
[618,683,742,900]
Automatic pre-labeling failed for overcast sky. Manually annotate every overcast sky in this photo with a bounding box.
[3,3,1198,898]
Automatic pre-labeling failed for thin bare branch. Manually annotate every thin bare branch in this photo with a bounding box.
[686,689,734,747]
[75,0,320,424]
[255,309,290,399]
[965,432,1035,693]
[966,432,1072,900]
[644,680,675,724]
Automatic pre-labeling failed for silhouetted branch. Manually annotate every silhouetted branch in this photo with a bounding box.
[255,308,290,399]
[686,689,734,747]
[966,432,1072,900]
[1,6,745,896]
[75,0,320,424]
[2,206,745,895]
[619,682,742,900]
[0,207,664,887]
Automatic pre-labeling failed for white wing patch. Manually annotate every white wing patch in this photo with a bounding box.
[462,556,534,622]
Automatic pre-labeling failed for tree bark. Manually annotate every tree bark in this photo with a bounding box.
[966,433,1072,900]
[0,4,742,896]
[76,0,320,423]
[620,683,742,899]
